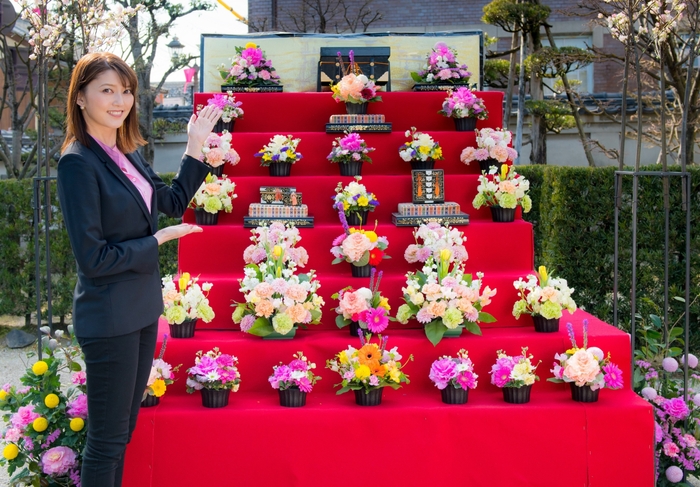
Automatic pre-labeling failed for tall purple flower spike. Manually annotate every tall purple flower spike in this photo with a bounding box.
[583,319,589,349]
[566,322,576,348]
[336,203,350,234]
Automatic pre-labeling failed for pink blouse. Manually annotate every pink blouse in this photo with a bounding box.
[95,138,153,212]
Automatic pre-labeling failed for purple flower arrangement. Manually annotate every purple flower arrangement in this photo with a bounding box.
[327,133,375,165]
[217,42,281,87]
[186,348,241,393]
[489,347,539,388]
[411,42,472,84]
[438,87,488,120]
[205,91,243,123]
[429,349,478,391]
[268,352,321,392]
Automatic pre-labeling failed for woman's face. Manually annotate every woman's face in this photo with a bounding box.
[77,69,134,141]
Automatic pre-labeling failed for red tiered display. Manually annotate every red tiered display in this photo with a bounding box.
[123,91,654,487]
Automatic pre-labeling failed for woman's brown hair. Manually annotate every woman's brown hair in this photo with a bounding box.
[62,52,146,154]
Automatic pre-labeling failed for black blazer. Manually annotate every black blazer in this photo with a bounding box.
[57,136,210,338]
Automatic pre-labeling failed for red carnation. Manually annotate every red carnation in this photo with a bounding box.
[369,248,384,266]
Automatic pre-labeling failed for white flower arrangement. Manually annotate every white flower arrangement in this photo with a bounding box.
[161,273,215,325]
[460,128,518,166]
[399,127,444,163]
[512,266,577,320]
[472,164,532,211]
[404,222,468,265]
[189,174,237,214]
[254,134,302,166]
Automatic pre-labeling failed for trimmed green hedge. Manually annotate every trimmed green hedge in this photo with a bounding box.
[1,168,697,337]
[0,175,180,325]
[518,165,699,343]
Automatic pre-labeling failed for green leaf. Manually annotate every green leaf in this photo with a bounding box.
[464,321,483,336]
[649,314,662,328]
[669,328,685,338]
[668,347,683,357]
[248,317,274,337]
[356,252,370,266]
[69,362,82,372]
[335,315,350,329]
[309,309,322,322]
[332,257,345,265]
[673,296,686,303]
[336,386,352,395]
[425,320,446,346]
[410,72,423,82]
[477,311,497,323]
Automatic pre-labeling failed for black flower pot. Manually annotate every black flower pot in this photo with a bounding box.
[441,384,469,405]
[346,102,368,114]
[213,119,235,133]
[349,320,362,337]
[141,395,160,408]
[279,386,307,407]
[347,210,370,226]
[339,160,363,176]
[351,263,372,277]
[201,388,230,408]
[194,208,219,226]
[453,117,477,131]
[570,383,600,403]
[479,158,501,174]
[208,165,224,177]
[410,160,435,171]
[503,384,532,404]
[354,388,383,406]
[489,206,516,223]
[269,162,292,177]
[169,318,197,338]
[532,315,560,333]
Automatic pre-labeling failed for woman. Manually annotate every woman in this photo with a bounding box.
[57,52,221,487]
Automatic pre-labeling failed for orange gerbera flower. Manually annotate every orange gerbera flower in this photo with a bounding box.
[357,343,382,365]
[370,362,387,377]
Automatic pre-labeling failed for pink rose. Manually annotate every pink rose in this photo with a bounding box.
[205,148,225,167]
[460,147,476,164]
[341,232,371,262]
[490,145,509,163]
[11,404,39,428]
[66,393,88,419]
[338,290,370,319]
[564,349,601,386]
[71,371,86,385]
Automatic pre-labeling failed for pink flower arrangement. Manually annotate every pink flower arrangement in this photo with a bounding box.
[205,91,243,123]
[489,347,540,388]
[429,349,479,391]
[460,128,518,166]
[439,87,488,120]
[268,352,321,392]
[200,131,240,169]
[218,42,281,87]
[66,394,88,419]
[327,132,375,165]
[332,268,394,334]
[186,348,241,392]
[411,42,472,84]
[242,222,309,269]
[548,321,624,390]
[233,224,324,337]
[404,222,468,266]
[331,52,382,104]
[331,205,390,268]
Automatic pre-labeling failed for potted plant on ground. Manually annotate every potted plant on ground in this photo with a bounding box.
[399,127,443,170]
[429,349,479,404]
[472,164,532,222]
[161,273,215,338]
[186,348,241,408]
[439,87,488,131]
[254,134,302,176]
[327,132,375,176]
[326,334,412,406]
[512,265,577,333]
[548,320,624,402]
[268,351,321,407]
[489,347,540,404]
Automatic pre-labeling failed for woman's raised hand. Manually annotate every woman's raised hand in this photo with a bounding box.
[185,105,222,159]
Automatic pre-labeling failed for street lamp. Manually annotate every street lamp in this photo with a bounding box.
[166,37,185,63]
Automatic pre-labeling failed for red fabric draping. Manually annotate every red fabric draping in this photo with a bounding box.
[123,91,654,487]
